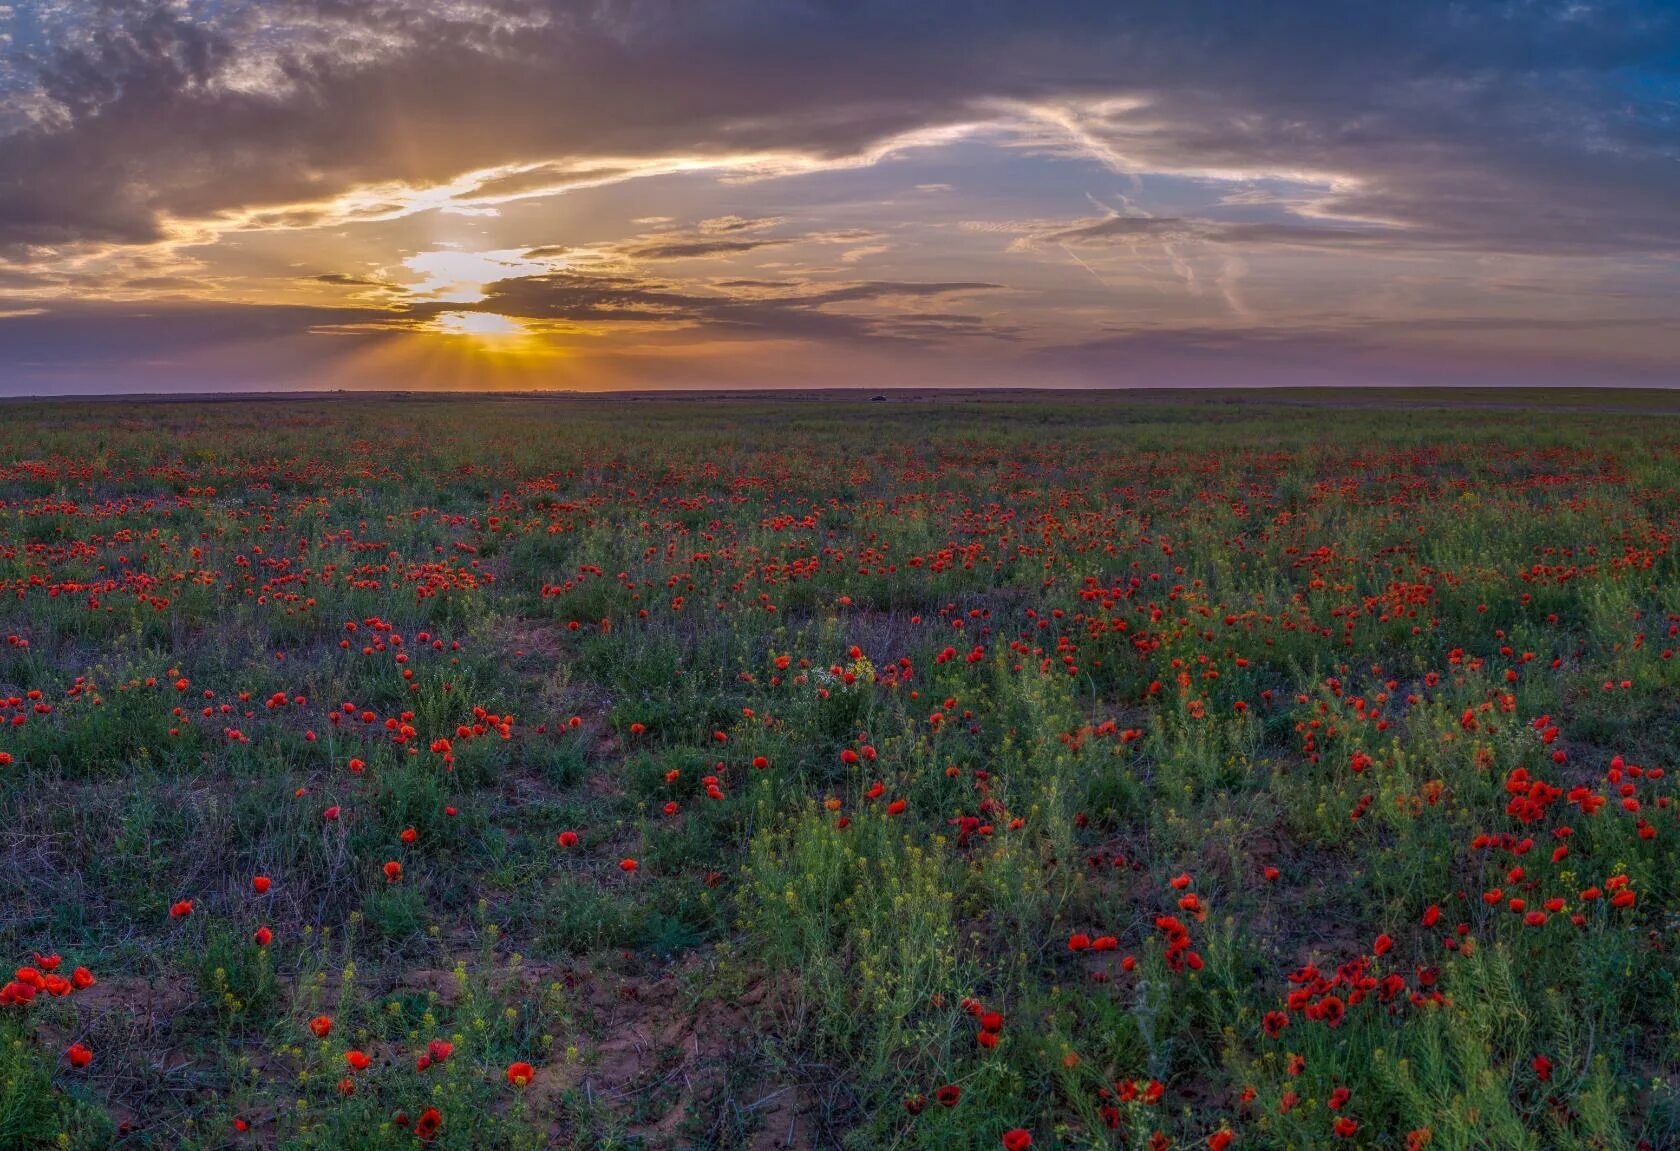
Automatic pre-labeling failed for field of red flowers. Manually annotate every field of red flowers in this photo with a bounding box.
[3,393,1680,1151]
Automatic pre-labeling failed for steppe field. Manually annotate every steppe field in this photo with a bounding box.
[5,390,1680,1151]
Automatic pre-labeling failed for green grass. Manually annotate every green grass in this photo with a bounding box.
[1,391,1678,1149]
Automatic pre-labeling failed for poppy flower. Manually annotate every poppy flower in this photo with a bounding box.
[619,858,638,873]
[383,860,403,883]
[67,1043,93,1068]
[253,926,273,947]
[169,900,193,918]
[309,1015,333,1038]
[1002,1129,1033,1150]
[935,1084,961,1107]
[252,875,271,893]
[345,1049,371,1071]
[1209,1132,1234,1151]
[507,1061,535,1087]
[557,830,579,848]
[414,1107,442,1140]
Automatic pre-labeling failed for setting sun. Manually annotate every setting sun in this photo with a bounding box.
[431,311,527,341]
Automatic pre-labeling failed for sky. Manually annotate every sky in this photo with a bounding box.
[0,1,1676,394]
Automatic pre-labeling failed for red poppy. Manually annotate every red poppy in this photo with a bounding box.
[67,1042,93,1068]
[252,875,271,893]
[414,1107,442,1140]
[507,1061,535,1087]
[309,1015,333,1038]
[1002,1129,1033,1150]
[169,900,193,918]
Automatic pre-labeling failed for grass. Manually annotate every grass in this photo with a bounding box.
[1,390,1678,1149]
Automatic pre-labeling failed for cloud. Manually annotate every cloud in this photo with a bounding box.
[622,236,795,260]
[615,221,882,260]
[2,1,1674,259]
[698,216,783,234]
[1033,315,1680,388]
[312,272,386,286]
[1015,213,1422,253]
[1,1,1677,391]
[472,271,1006,344]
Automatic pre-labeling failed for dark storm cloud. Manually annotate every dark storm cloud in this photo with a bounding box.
[1,1,1676,254]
